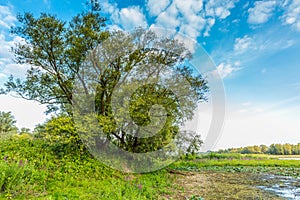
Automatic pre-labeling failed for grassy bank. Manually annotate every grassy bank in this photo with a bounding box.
[0,136,173,199]
[0,137,299,199]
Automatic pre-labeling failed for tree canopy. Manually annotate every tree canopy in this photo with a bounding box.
[0,111,18,137]
[73,28,208,154]
[219,143,300,155]
[1,10,108,114]
[2,8,208,155]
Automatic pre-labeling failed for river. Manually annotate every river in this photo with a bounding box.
[258,174,300,199]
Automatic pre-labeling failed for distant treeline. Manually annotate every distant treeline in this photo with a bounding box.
[218,143,300,155]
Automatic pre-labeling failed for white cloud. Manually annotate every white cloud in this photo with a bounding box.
[0,32,28,79]
[174,33,197,52]
[205,0,237,19]
[102,1,117,14]
[155,4,180,30]
[0,33,25,58]
[203,18,215,37]
[213,62,240,79]
[282,0,300,31]
[0,5,16,29]
[102,0,238,44]
[234,61,241,66]
[234,35,253,52]
[147,0,170,16]
[111,6,148,30]
[173,0,203,17]
[149,0,238,42]
[215,6,231,19]
[101,2,148,31]
[247,1,277,24]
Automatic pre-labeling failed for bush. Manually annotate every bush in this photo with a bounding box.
[34,115,84,155]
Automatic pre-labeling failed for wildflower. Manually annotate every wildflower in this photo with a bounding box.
[19,159,23,166]
[138,183,143,190]
[4,156,7,161]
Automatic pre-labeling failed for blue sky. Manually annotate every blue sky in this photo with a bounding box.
[0,0,300,149]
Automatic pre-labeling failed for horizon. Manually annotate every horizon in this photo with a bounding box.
[0,0,300,150]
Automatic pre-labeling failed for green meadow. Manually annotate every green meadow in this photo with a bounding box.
[1,136,299,199]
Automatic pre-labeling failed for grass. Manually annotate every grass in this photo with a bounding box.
[195,152,300,160]
[0,136,299,199]
[0,136,173,199]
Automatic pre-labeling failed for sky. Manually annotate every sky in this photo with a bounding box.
[0,0,300,150]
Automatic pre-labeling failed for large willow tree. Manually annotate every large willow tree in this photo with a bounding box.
[2,7,207,154]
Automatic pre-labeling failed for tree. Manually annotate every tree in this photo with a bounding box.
[73,28,208,153]
[0,111,18,137]
[19,127,31,135]
[283,143,292,155]
[1,9,108,114]
[2,8,207,153]
[260,144,268,154]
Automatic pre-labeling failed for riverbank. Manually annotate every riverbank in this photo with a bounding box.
[1,137,299,199]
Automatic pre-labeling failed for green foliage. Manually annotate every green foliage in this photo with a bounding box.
[34,115,84,155]
[1,138,299,199]
[0,111,18,138]
[0,137,174,199]
[74,28,207,153]
[187,195,204,200]
[18,127,31,135]
[1,9,108,114]
[220,143,300,155]
[3,7,207,153]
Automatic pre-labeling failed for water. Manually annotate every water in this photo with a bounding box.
[258,175,300,199]
[278,158,300,160]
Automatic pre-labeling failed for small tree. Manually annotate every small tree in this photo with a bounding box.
[19,127,31,135]
[0,111,18,137]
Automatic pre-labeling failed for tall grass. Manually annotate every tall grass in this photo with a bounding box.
[0,136,173,199]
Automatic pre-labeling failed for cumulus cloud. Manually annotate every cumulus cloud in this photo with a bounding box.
[205,0,237,19]
[0,31,29,79]
[102,1,117,14]
[0,6,28,79]
[150,0,238,41]
[0,5,16,29]
[282,0,300,31]
[247,1,277,24]
[147,0,170,16]
[111,6,148,30]
[102,0,238,43]
[234,35,253,52]
[101,1,148,31]
[212,62,240,79]
[154,4,180,30]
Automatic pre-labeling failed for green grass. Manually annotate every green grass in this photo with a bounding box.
[0,136,173,199]
[195,152,300,160]
[174,159,300,168]
[170,157,300,177]
[1,136,299,199]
